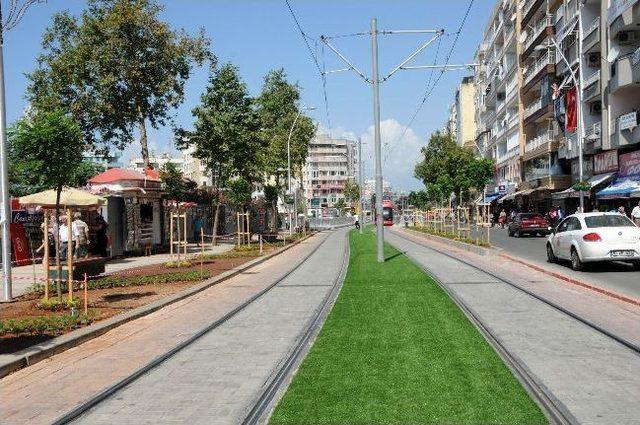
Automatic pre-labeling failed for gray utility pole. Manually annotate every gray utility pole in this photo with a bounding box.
[321,21,444,263]
[358,137,363,235]
[371,18,384,262]
[0,8,12,301]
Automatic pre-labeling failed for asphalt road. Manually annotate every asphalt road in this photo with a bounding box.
[489,226,640,300]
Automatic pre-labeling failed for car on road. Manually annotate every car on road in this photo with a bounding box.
[508,213,550,237]
[546,212,640,271]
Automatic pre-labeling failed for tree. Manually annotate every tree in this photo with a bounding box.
[263,184,279,231]
[414,132,494,205]
[225,178,252,210]
[256,68,315,184]
[27,0,211,165]
[333,198,346,215]
[343,181,360,205]
[11,110,84,298]
[176,63,259,242]
[160,162,195,202]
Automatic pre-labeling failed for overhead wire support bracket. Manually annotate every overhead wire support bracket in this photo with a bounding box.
[322,67,351,75]
[320,35,370,83]
[382,29,444,81]
[400,63,479,71]
[380,29,444,35]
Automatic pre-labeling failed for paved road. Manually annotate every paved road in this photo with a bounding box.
[489,226,640,300]
[72,228,348,425]
[387,229,640,425]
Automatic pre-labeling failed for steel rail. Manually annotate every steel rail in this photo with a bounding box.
[53,231,338,425]
[242,230,350,424]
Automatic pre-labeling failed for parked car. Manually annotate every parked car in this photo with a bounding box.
[546,212,640,271]
[508,213,550,237]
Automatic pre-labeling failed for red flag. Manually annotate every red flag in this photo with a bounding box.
[566,86,577,133]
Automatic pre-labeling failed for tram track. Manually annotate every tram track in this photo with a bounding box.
[388,228,640,425]
[53,230,345,425]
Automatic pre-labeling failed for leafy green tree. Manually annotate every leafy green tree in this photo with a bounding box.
[27,0,211,165]
[333,198,346,215]
[176,63,259,241]
[414,132,494,205]
[343,181,360,205]
[256,68,315,185]
[225,178,252,210]
[263,184,279,231]
[160,162,196,202]
[11,110,84,298]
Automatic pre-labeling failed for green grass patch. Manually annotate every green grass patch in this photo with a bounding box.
[413,225,491,247]
[270,230,546,424]
[0,313,92,336]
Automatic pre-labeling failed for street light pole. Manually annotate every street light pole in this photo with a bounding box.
[371,18,384,263]
[358,137,363,234]
[0,9,12,301]
[286,106,315,235]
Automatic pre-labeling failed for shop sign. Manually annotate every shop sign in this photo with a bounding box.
[594,150,619,174]
[619,112,638,131]
[619,149,640,176]
[571,158,594,179]
[608,0,638,25]
[498,184,506,194]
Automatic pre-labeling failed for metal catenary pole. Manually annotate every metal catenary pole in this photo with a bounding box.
[371,18,384,263]
[0,10,12,301]
[358,137,363,234]
[576,3,585,212]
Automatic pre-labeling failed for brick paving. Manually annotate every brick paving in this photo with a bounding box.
[0,230,346,425]
[388,228,640,425]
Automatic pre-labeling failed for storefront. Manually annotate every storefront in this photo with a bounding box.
[596,149,640,211]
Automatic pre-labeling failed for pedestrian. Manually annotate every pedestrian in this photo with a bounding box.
[632,201,640,227]
[94,214,108,257]
[548,207,557,225]
[193,216,204,246]
[498,209,507,228]
[73,212,90,259]
[58,216,70,259]
[354,215,360,230]
[557,206,565,220]
[618,206,627,216]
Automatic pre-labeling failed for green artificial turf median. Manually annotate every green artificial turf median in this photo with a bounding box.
[270,230,547,424]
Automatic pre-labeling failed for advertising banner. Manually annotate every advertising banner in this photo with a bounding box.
[593,150,619,174]
[619,149,640,176]
[10,223,32,266]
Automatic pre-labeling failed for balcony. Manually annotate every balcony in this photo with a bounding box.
[583,17,600,53]
[583,69,601,102]
[522,15,554,56]
[559,133,579,159]
[523,51,556,91]
[521,0,544,27]
[524,97,553,123]
[523,130,559,161]
[610,111,640,148]
[496,146,520,165]
[610,53,640,94]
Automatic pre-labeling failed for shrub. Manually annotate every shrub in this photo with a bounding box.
[0,313,91,336]
[164,260,192,268]
[36,297,78,311]
[413,226,491,248]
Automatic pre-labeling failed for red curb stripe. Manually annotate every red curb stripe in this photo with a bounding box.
[499,253,640,308]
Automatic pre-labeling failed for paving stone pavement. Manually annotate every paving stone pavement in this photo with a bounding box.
[387,229,640,425]
[72,227,348,425]
[0,229,347,425]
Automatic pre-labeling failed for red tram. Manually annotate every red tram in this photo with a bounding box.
[381,200,395,226]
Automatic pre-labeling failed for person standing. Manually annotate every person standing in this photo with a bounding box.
[58,216,70,259]
[193,216,204,246]
[73,212,90,258]
[618,206,627,216]
[631,201,640,226]
[94,214,108,257]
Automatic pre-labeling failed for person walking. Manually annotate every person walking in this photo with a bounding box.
[193,216,204,246]
[631,201,640,226]
[73,212,90,258]
[498,209,507,228]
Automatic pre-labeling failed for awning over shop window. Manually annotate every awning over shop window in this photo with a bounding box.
[498,188,534,202]
[596,175,640,199]
[552,173,616,199]
[474,193,502,205]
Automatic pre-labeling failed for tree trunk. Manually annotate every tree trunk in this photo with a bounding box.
[212,197,220,247]
[138,109,150,169]
[54,186,62,300]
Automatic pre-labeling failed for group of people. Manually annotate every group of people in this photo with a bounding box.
[36,212,108,259]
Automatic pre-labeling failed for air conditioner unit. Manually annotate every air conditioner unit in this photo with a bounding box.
[590,102,602,114]
[618,31,636,45]
[587,53,600,67]
[497,92,506,101]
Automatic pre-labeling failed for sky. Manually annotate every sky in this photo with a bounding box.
[2,0,492,191]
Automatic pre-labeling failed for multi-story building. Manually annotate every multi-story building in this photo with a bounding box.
[182,146,213,187]
[455,76,478,149]
[444,102,457,138]
[302,134,357,216]
[129,154,184,174]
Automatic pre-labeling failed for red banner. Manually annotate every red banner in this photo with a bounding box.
[566,87,577,133]
[10,223,32,266]
[619,149,640,176]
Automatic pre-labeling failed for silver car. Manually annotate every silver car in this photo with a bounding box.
[546,212,640,271]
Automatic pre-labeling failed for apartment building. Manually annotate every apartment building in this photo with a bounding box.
[302,134,357,216]
[182,146,213,187]
[445,77,478,149]
[129,154,184,174]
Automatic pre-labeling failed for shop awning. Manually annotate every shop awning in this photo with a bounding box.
[596,175,640,199]
[19,187,106,208]
[474,193,502,205]
[552,173,616,199]
[498,188,534,202]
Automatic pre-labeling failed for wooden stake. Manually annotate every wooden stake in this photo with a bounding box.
[246,213,250,245]
[67,209,73,301]
[259,234,263,255]
[83,273,88,315]
[183,212,188,256]
[200,228,204,280]
[169,213,174,259]
[43,211,49,300]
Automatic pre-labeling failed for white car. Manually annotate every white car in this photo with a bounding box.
[546,212,640,271]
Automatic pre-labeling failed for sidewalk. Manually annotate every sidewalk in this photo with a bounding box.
[9,242,234,297]
[388,228,640,424]
[0,229,348,425]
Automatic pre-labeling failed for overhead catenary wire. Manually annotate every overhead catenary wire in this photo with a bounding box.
[283,0,332,129]
[385,0,475,163]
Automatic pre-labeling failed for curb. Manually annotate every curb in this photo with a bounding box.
[499,253,640,308]
[0,233,315,379]
[403,228,495,256]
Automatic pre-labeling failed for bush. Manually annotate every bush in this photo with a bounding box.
[413,226,491,248]
[164,260,192,268]
[0,313,91,336]
[36,297,78,311]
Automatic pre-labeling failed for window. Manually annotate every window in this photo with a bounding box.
[585,215,634,228]
[566,217,582,231]
[557,218,570,233]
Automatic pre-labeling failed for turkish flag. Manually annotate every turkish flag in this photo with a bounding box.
[566,86,577,133]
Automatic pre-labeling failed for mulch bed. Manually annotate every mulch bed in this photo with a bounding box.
[0,252,268,355]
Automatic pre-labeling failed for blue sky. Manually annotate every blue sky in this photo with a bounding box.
[3,0,491,191]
